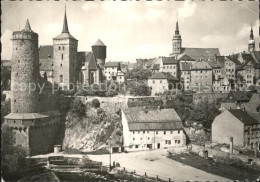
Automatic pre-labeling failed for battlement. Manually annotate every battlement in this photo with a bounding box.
[12,31,38,41]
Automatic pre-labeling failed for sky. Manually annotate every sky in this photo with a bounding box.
[1,1,259,62]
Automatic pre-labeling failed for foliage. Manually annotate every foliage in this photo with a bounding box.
[189,100,221,128]
[1,124,28,181]
[70,99,86,117]
[125,65,152,81]
[1,66,11,92]
[164,94,193,121]
[2,93,6,101]
[60,88,77,97]
[1,99,11,124]
[91,99,100,108]
[127,81,151,96]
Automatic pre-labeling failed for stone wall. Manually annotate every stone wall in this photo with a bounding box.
[193,92,228,104]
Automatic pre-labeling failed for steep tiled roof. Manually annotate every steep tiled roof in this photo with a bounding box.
[223,91,250,103]
[182,47,220,61]
[123,108,183,131]
[54,32,77,40]
[245,93,260,113]
[92,39,106,46]
[78,51,98,70]
[178,54,195,62]
[151,64,160,70]
[215,56,225,67]
[149,72,178,81]
[104,61,120,67]
[229,109,259,125]
[162,57,178,64]
[179,62,192,71]
[191,61,212,70]
[208,61,221,68]
[252,51,260,63]
[39,45,53,71]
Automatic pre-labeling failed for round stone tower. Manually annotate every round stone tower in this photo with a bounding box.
[92,39,106,67]
[11,19,39,113]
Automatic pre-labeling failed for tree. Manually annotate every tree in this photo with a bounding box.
[91,99,100,108]
[164,94,193,121]
[1,99,11,125]
[127,81,151,96]
[2,124,27,181]
[1,66,11,92]
[189,100,220,128]
[125,66,152,81]
[70,99,86,117]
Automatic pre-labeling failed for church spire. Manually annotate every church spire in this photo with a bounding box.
[62,5,69,33]
[250,23,254,40]
[175,12,179,35]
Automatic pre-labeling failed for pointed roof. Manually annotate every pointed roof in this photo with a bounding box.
[62,7,69,33]
[178,54,195,62]
[92,39,106,46]
[250,24,254,40]
[175,21,179,35]
[23,19,32,32]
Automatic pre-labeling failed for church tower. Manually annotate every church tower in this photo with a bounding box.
[248,24,255,52]
[171,15,182,58]
[53,7,78,88]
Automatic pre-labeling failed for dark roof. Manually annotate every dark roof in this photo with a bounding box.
[227,55,241,66]
[39,45,53,71]
[179,62,192,71]
[215,56,225,67]
[79,51,98,70]
[162,57,178,64]
[149,72,179,81]
[223,91,250,103]
[238,53,258,70]
[62,9,69,33]
[182,47,220,61]
[123,108,183,131]
[151,64,160,70]
[54,33,77,40]
[92,39,106,46]
[179,54,195,62]
[252,51,260,62]
[229,109,259,125]
[104,61,120,67]
[191,61,212,70]
[208,61,221,68]
[245,93,260,113]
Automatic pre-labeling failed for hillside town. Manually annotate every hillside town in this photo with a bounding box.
[1,2,260,182]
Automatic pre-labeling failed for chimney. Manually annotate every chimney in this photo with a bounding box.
[230,137,233,154]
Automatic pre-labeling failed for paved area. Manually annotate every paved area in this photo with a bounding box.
[88,149,231,181]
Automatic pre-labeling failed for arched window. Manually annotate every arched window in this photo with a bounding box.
[60,75,63,83]
[61,54,63,60]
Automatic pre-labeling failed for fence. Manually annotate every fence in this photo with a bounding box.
[101,161,182,182]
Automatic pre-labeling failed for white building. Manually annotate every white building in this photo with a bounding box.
[104,62,120,81]
[116,70,125,84]
[121,107,186,151]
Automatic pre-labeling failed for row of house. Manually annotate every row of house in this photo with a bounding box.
[212,92,260,149]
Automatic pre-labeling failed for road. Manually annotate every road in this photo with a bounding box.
[88,149,230,181]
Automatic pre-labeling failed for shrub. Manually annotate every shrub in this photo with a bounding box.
[91,99,100,108]
[70,99,86,117]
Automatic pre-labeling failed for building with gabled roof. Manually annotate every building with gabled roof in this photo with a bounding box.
[159,57,179,78]
[221,91,251,111]
[148,72,179,96]
[179,61,192,91]
[212,109,260,149]
[121,107,186,151]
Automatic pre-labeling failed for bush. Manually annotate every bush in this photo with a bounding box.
[91,99,100,108]
[70,99,86,117]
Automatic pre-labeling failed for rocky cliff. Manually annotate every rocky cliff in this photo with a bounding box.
[62,101,122,152]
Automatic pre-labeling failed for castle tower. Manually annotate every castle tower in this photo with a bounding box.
[248,24,255,52]
[92,39,106,68]
[11,19,39,113]
[172,15,182,58]
[53,7,78,88]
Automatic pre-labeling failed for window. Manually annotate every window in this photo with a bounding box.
[61,54,63,60]
[153,80,155,84]
[135,145,139,148]
[160,80,162,83]
[140,138,142,140]
[133,138,135,141]
[170,131,173,134]
[156,131,158,135]
[164,131,166,135]
[138,131,140,134]
[178,130,180,134]
[63,46,65,50]
[143,131,145,134]
[59,46,61,50]
[60,75,63,83]
[133,131,135,134]
[148,137,150,140]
